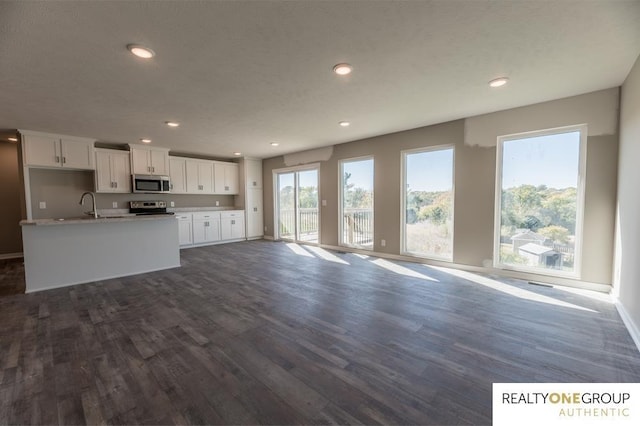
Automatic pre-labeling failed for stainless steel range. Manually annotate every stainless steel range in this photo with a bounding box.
[129,201,175,216]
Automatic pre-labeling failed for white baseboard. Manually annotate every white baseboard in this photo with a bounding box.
[0,252,23,260]
[614,300,640,354]
[263,235,274,241]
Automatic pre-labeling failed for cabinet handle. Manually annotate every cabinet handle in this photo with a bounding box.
[110,182,114,188]
[231,220,235,225]
[152,166,155,173]
[253,207,258,212]
[55,156,60,163]
[114,182,118,188]
[225,186,229,191]
[62,157,66,164]
[253,181,257,186]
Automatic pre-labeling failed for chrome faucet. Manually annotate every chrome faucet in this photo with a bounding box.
[79,191,98,219]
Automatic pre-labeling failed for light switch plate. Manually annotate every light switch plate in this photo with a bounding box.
[322,200,327,206]
[216,201,220,206]
[170,201,175,207]
[39,201,46,209]
[381,239,386,247]
[112,202,118,208]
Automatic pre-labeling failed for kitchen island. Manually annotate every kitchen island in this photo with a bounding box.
[20,215,180,293]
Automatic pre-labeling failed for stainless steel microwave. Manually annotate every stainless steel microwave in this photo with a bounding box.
[132,174,171,193]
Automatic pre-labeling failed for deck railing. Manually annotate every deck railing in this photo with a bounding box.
[278,207,373,246]
[342,208,373,247]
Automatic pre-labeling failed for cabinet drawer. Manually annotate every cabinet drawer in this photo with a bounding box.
[221,210,244,219]
[176,214,192,221]
[192,211,220,221]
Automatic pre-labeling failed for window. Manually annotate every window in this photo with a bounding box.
[402,146,454,260]
[340,157,374,249]
[495,125,586,277]
[274,165,320,243]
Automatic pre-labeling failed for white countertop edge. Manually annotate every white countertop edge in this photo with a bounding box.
[20,215,177,227]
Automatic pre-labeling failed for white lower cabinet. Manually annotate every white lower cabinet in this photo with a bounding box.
[192,212,221,244]
[176,214,193,246]
[176,210,245,248]
[221,210,245,240]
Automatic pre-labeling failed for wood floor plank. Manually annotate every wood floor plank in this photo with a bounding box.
[0,240,639,425]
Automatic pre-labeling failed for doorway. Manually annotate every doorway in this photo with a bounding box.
[275,166,319,244]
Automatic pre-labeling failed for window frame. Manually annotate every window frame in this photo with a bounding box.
[338,156,375,250]
[400,144,455,261]
[493,124,587,279]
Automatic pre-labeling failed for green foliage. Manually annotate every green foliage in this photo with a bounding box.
[538,225,570,244]
[500,246,529,265]
[407,189,452,225]
[501,185,577,234]
[343,172,372,209]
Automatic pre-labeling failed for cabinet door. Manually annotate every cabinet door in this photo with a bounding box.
[192,220,207,244]
[246,188,264,238]
[169,157,187,193]
[225,163,239,194]
[61,138,94,170]
[95,151,113,192]
[111,152,131,192]
[150,149,168,175]
[198,162,214,194]
[231,217,246,239]
[177,217,193,246]
[185,160,200,193]
[207,217,221,242]
[214,163,225,193]
[246,159,262,188]
[23,134,60,167]
[131,148,151,174]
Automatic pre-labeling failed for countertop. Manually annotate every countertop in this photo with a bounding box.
[20,214,177,227]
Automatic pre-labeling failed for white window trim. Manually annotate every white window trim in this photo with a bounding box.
[272,163,321,244]
[493,124,587,279]
[338,156,374,250]
[400,145,455,262]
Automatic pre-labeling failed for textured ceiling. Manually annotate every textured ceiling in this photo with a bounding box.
[0,1,639,159]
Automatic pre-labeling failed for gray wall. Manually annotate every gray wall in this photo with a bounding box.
[0,141,23,255]
[615,53,640,339]
[263,89,620,286]
[28,168,235,219]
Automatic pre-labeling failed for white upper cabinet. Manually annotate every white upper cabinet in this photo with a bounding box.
[169,157,187,193]
[95,149,131,193]
[186,159,214,194]
[20,130,95,170]
[245,158,263,189]
[129,144,170,175]
[214,162,239,194]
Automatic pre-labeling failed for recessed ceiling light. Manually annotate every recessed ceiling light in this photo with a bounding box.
[270,142,279,146]
[333,63,353,75]
[165,121,180,127]
[140,138,152,143]
[127,44,155,59]
[489,77,509,88]
[8,137,18,142]
[233,152,242,156]
[339,121,351,127]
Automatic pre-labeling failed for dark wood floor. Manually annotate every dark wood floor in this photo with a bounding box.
[0,258,25,297]
[1,240,639,425]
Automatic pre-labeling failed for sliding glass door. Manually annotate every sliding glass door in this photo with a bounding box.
[276,167,319,243]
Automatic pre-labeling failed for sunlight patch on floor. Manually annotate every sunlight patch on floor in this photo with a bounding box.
[285,243,314,257]
[351,253,370,259]
[371,259,439,282]
[429,266,597,313]
[304,246,350,265]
